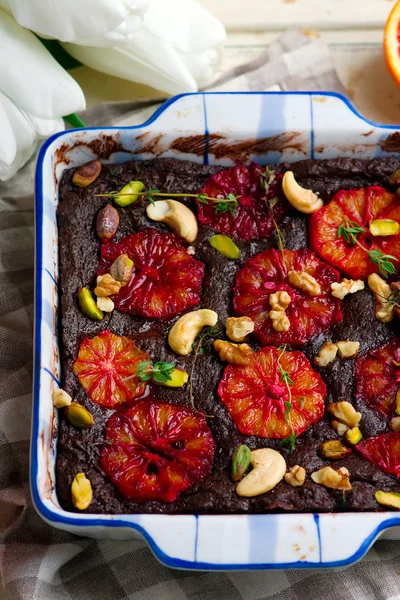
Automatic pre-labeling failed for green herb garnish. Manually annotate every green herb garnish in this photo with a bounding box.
[276,345,296,454]
[136,360,175,383]
[337,217,398,278]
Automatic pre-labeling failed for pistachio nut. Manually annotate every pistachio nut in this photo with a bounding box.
[77,288,103,320]
[389,169,400,186]
[319,439,352,460]
[53,388,72,408]
[72,160,102,187]
[65,402,94,429]
[157,368,188,388]
[209,235,240,259]
[96,204,120,242]
[369,219,399,237]
[114,181,144,206]
[71,473,93,510]
[343,426,363,445]
[375,490,400,509]
[231,444,252,482]
[109,254,134,286]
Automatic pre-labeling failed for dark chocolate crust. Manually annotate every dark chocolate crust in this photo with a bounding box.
[56,157,400,514]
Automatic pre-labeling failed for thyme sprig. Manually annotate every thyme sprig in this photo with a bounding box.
[276,345,296,454]
[122,360,175,384]
[337,217,398,278]
[189,325,221,416]
[96,189,241,216]
[260,167,285,255]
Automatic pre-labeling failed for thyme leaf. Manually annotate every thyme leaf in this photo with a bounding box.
[135,360,175,383]
[276,345,296,454]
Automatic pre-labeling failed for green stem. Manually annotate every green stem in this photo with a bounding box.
[63,113,86,128]
[95,191,238,204]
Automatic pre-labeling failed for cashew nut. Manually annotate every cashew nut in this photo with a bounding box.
[368,273,394,323]
[168,309,218,355]
[282,171,324,214]
[146,200,198,243]
[269,291,291,332]
[288,270,321,296]
[236,448,286,497]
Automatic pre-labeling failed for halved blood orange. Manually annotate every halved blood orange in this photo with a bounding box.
[100,400,216,503]
[73,330,149,408]
[197,163,288,240]
[356,433,400,478]
[384,0,400,86]
[233,248,342,346]
[218,347,326,439]
[309,186,400,280]
[355,340,400,418]
[99,228,205,319]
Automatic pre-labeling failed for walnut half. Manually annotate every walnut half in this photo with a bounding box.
[311,466,352,491]
[269,291,291,332]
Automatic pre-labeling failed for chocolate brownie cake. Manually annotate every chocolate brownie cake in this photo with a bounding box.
[56,156,400,514]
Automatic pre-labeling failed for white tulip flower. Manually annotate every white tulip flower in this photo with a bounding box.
[0,9,85,180]
[0,0,150,47]
[62,0,226,95]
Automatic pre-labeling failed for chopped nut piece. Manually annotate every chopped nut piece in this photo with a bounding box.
[96,204,119,242]
[94,274,122,297]
[77,288,103,320]
[65,402,94,429]
[336,341,360,359]
[71,473,93,510]
[319,440,352,460]
[288,270,321,296]
[344,426,363,445]
[315,342,338,367]
[72,160,102,187]
[213,340,252,366]
[284,465,306,487]
[390,416,400,432]
[396,389,400,415]
[331,278,365,299]
[231,444,252,482]
[168,309,218,356]
[109,254,134,286]
[269,291,291,332]
[369,219,399,237]
[375,490,400,509]
[331,420,349,436]
[282,171,323,213]
[52,388,72,408]
[236,448,286,497]
[96,296,114,313]
[187,246,196,255]
[368,273,394,323]
[225,316,255,342]
[311,466,351,491]
[327,401,362,429]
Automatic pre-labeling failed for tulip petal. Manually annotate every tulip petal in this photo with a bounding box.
[0,9,86,119]
[143,0,226,53]
[63,29,198,95]
[1,0,128,43]
[180,48,221,87]
[75,14,143,48]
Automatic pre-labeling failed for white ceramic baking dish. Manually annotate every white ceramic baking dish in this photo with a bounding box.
[32,91,400,570]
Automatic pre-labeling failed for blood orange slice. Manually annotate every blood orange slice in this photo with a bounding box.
[218,347,326,438]
[384,0,400,86]
[99,228,205,319]
[197,163,287,240]
[100,400,216,503]
[233,248,342,346]
[356,433,400,478]
[355,340,400,418]
[309,186,400,280]
[73,330,149,408]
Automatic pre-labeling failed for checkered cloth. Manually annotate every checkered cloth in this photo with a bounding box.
[1,30,400,600]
